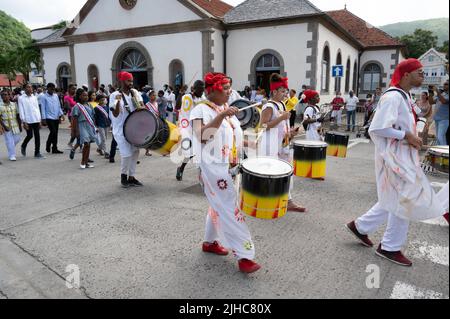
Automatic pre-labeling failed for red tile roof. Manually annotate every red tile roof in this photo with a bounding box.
[0,74,25,88]
[191,0,233,18]
[327,9,403,48]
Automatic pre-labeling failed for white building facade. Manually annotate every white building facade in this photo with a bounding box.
[36,0,406,102]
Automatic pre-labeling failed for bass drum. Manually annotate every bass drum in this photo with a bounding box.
[230,99,261,130]
[123,109,180,156]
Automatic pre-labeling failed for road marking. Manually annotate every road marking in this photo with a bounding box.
[421,216,448,227]
[390,281,447,299]
[347,138,370,150]
[410,241,449,266]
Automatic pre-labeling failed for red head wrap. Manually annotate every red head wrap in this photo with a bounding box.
[390,59,423,87]
[117,71,133,82]
[303,90,319,104]
[204,73,231,94]
[270,77,289,92]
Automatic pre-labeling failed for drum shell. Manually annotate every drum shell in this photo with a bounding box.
[426,148,449,174]
[239,166,292,220]
[231,99,261,130]
[123,109,180,155]
[293,142,327,178]
[325,132,349,158]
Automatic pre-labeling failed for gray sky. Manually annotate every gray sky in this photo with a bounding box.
[0,0,448,30]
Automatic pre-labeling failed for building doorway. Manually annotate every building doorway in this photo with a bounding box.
[255,54,281,96]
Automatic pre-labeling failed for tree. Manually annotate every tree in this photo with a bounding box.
[398,29,439,58]
[438,40,449,59]
[52,20,68,30]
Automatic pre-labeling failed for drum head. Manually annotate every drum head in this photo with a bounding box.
[294,140,328,148]
[231,99,253,129]
[326,131,349,137]
[123,109,158,147]
[429,146,449,157]
[242,157,293,177]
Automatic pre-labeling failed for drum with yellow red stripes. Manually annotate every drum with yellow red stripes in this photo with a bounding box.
[325,132,349,158]
[239,157,293,220]
[293,140,327,179]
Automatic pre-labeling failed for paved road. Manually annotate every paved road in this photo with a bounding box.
[0,129,448,299]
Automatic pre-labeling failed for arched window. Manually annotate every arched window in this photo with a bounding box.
[321,45,330,92]
[169,59,184,88]
[335,51,342,93]
[353,61,358,92]
[56,63,71,92]
[345,59,351,93]
[363,63,382,92]
[87,64,99,91]
[249,50,285,96]
[256,54,281,71]
[121,49,148,72]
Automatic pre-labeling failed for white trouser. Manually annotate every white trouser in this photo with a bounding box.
[4,131,21,158]
[96,127,108,152]
[120,149,139,176]
[201,163,255,260]
[331,110,342,125]
[355,202,409,252]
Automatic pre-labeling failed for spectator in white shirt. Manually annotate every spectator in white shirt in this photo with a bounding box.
[165,86,176,124]
[18,84,44,159]
[227,78,242,106]
[345,90,359,132]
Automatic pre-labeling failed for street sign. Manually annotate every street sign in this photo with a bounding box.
[332,65,344,78]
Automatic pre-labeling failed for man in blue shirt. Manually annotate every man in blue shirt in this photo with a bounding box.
[40,83,65,154]
[433,81,449,145]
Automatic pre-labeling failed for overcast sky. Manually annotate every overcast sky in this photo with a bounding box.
[0,0,448,30]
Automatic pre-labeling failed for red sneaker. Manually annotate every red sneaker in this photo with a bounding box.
[376,244,412,267]
[202,241,229,256]
[444,212,449,224]
[238,259,261,273]
[345,221,374,247]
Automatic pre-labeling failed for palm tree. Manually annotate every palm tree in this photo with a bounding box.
[0,52,17,89]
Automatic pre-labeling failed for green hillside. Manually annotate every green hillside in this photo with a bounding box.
[0,10,32,55]
[380,18,449,45]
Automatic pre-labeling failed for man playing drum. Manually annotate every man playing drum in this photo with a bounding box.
[346,59,448,266]
[109,72,145,188]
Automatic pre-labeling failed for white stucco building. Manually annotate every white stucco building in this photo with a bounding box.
[415,48,449,93]
[36,0,406,102]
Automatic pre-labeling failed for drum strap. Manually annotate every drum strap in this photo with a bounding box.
[269,100,290,147]
[204,100,239,167]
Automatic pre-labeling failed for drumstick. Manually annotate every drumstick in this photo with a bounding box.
[423,145,449,150]
[238,102,262,113]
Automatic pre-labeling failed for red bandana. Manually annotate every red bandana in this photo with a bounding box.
[117,71,133,82]
[303,90,319,104]
[390,59,423,87]
[270,77,289,92]
[204,73,230,94]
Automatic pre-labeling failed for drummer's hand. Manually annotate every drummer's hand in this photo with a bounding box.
[405,131,423,150]
[290,127,300,137]
[280,111,291,121]
[115,95,122,101]
[220,106,239,118]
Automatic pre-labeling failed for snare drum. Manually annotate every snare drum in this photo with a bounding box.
[293,140,327,179]
[239,157,293,220]
[123,109,181,156]
[426,146,449,174]
[325,132,349,158]
[231,99,261,130]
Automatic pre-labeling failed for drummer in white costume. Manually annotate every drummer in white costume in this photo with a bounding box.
[259,73,306,213]
[302,90,324,141]
[109,72,145,188]
[175,80,205,181]
[191,72,261,274]
[346,59,448,266]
